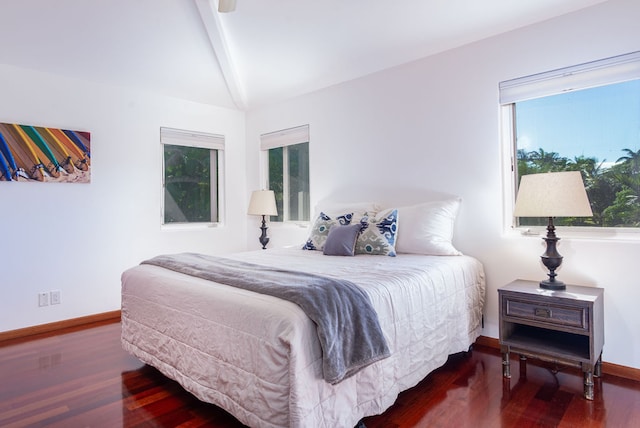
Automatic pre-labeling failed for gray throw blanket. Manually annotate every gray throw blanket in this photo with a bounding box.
[142,253,390,384]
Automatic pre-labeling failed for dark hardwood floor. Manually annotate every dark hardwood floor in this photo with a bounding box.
[1,321,639,427]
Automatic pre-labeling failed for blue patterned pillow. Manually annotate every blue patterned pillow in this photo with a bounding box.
[302,212,354,250]
[355,209,398,256]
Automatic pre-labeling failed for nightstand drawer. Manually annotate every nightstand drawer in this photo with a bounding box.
[504,297,588,330]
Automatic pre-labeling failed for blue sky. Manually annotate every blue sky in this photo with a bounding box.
[516,79,640,169]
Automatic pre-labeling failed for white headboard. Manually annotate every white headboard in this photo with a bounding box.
[315,186,458,211]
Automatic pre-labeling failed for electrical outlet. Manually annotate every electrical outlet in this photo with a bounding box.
[38,292,49,307]
[50,290,61,305]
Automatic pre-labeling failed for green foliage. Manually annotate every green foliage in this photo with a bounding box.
[602,188,640,226]
[164,145,212,223]
[269,147,284,222]
[287,143,310,221]
[268,143,310,222]
[517,147,640,228]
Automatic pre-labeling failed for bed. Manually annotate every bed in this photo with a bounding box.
[121,198,486,428]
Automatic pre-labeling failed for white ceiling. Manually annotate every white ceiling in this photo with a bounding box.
[0,0,607,110]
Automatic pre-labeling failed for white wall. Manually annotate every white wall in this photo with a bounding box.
[0,65,247,332]
[246,0,640,369]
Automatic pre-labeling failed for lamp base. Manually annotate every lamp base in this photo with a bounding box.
[539,217,565,291]
[539,279,566,291]
[258,215,269,250]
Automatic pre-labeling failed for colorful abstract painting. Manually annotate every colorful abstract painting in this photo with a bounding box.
[0,123,90,183]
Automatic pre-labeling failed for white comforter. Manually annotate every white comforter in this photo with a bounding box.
[121,248,485,428]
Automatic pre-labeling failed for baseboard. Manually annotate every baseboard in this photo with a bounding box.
[475,335,499,349]
[599,361,640,383]
[475,335,640,383]
[0,310,121,345]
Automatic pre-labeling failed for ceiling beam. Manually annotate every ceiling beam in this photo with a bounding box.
[195,0,247,110]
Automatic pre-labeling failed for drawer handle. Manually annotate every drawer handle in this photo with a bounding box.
[534,308,551,318]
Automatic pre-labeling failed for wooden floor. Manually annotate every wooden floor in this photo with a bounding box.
[1,321,639,427]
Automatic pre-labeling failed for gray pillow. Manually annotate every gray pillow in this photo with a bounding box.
[323,223,362,256]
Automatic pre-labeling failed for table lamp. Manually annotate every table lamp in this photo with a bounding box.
[513,171,593,290]
[248,190,278,249]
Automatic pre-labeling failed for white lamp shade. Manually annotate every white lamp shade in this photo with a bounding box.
[514,171,593,217]
[248,190,278,216]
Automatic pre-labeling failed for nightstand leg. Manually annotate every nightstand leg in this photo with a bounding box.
[519,354,527,378]
[584,370,594,400]
[502,350,511,378]
[594,354,602,378]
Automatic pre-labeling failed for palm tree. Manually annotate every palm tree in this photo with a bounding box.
[567,156,602,181]
[615,148,640,198]
[616,148,640,175]
[564,156,608,226]
[599,148,640,226]
[527,148,567,172]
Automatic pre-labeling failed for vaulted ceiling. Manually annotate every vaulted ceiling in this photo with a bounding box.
[0,0,607,110]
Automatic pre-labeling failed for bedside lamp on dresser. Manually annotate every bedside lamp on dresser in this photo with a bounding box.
[500,171,603,400]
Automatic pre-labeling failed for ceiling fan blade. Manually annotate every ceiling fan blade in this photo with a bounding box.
[218,0,237,13]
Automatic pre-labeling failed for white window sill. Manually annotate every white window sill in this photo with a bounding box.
[510,226,640,242]
[161,222,222,231]
[270,221,310,229]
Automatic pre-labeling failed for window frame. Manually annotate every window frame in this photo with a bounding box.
[260,125,311,224]
[500,51,640,240]
[160,127,225,229]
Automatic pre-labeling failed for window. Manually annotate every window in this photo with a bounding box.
[261,125,310,222]
[161,127,224,225]
[500,52,640,229]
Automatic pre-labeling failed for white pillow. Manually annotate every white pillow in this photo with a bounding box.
[395,199,462,256]
[313,201,380,219]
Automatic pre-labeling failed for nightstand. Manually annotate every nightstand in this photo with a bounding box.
[498,279,604,400]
